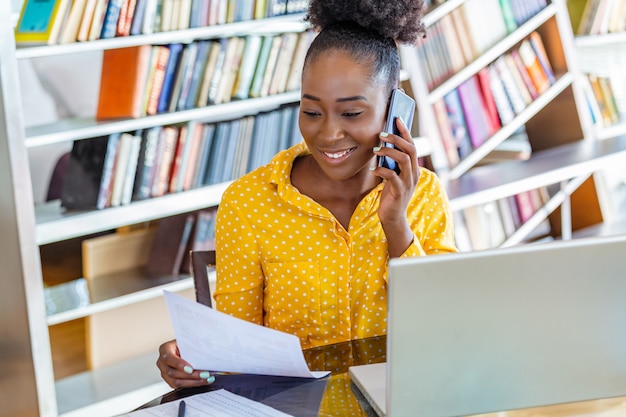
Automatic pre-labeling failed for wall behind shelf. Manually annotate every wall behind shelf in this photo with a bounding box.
[20,51,101,203]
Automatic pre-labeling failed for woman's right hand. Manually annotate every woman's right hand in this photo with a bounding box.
[157,340,215,388]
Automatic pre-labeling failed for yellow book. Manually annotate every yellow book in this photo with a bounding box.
[14,0,69,44]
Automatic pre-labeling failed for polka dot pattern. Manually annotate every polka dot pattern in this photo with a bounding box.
[213,143,457,349]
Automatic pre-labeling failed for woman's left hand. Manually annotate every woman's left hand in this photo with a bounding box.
[371,117,420,257]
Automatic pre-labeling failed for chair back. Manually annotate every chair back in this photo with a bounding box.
[189,250,216,308]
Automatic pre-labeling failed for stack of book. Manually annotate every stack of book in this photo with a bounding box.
[96,30,313,120]
[14,0,310,44]
[413,0,548,90]
[431,32,554,167]
[576,0,626,35]
[60,104,302,210]
[457,187,552,251]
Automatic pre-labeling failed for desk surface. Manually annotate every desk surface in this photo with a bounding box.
[143,336,626,416]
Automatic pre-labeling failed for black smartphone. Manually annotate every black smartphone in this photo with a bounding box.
[377,88,416,174]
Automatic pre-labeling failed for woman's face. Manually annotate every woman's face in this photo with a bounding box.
[299,49,389,182]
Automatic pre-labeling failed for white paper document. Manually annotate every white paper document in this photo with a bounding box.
[120,389,293,416]
[164,291,329,378]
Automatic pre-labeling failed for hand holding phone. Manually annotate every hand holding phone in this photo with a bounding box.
[377,89,416,174]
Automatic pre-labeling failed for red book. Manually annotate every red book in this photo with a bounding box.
[146,46,171,115]
[475,68,502,133]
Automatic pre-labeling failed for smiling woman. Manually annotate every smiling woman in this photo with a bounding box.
[157,0,457,390]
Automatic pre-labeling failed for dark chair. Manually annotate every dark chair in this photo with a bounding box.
[189,250,216,308]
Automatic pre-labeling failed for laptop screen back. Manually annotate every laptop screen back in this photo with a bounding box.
[387,234,626,416]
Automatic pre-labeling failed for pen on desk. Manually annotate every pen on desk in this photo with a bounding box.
[178,400,186,417]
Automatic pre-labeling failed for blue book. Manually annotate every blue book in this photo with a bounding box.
[129,0,148,35]
[100,0,124,39]
[184,41,212,110]
[192,124,216,188]
[157,43,184,114]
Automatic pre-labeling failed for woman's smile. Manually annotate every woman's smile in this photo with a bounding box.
[321,147,357,161]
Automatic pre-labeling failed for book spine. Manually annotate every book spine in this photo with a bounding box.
[96,133,121,209]
[100,0,123,38]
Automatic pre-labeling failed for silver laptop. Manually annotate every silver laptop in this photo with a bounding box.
[350,234,626,416]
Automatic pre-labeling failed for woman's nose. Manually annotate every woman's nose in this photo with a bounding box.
[319,116,344,141]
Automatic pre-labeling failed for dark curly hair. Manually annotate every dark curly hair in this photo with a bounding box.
[303,0,426,94]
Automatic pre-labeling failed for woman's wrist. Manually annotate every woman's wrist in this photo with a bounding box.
[382,220,414,258]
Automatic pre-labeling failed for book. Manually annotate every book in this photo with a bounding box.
[514,190,535,223]
[129,0,148,35]
[509,48,540,100]
[146,45,171,115]
[442,89,473,159]
[215,37,246,104]
[499,0,518,33]
[141,0,158,34]
[15,0,70,44]
[96,45,153,120]
[76,0,99,41]
[588,74,617,126]
[517,39,550,95]
[157,43,184,114]
[146,213,196,276]
[193,41,220,107]
[248,35,277,98]
[456,77,492,149]
[486,63,515,125]
[192,124,216,188]
[117,0,138,36]
[475,67,502,134]
[183,40,212,110]
[492,55,526,115]
[132,126,162,201]
[61,135,118,210]
[99,0,124,38]
[232,35,263,100]
[120,132,143,205]
[438,14,467,73]
[449,7,477,64]
[151,126,179,197]
[528,32,556,85]
[181,122,205,191]
[108,132,135,207]
[206,38,229,105]
[172,42,199,111]
[58,0,89,43]
[268,32,299,96]
[285,30,312,92]
[461,0,507,54]
[87,0,110,40]
[257,34,283,98]
[596,76,621,124]
[502,53,533,106]
[167,125,189,193]
[432,99,461,167]
[166,44,194,112]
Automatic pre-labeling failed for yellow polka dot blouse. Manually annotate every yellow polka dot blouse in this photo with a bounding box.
[214,142,457,349]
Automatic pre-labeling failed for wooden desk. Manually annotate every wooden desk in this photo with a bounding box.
[143,336,626,416]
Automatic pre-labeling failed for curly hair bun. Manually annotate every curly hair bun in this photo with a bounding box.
[305,0,425,44]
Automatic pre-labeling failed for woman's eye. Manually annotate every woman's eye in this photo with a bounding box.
[343,112,363,118]
[302,110,320,117]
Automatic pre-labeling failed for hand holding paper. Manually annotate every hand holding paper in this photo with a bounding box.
[164,291,329,379]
